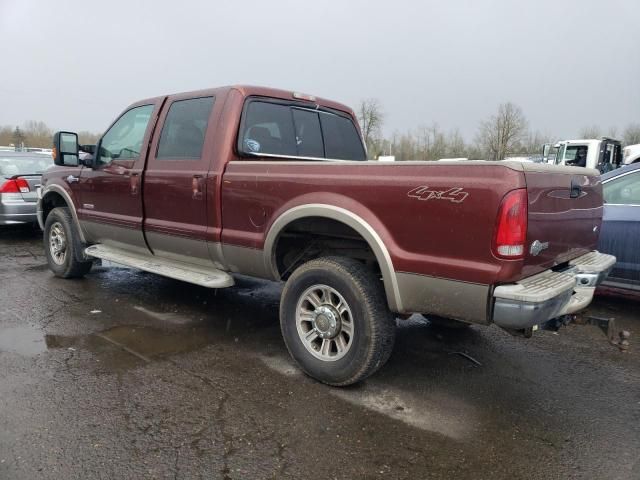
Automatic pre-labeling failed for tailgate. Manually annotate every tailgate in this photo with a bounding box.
[522,165,603,277]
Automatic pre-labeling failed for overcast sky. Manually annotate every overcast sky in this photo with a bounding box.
[1,0,638,140]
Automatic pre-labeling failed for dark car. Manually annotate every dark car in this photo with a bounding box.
[0,152,52,225]
[598,163,640,290]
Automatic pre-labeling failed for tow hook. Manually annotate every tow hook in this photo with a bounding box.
[576,315,631,351]
[544,314,631,351]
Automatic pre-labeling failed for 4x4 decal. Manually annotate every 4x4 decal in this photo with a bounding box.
[407,186,469,203]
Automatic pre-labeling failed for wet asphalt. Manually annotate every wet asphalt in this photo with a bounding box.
[0,225,638,480]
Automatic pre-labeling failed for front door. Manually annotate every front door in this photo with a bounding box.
[143,95,216,266]
[77,101,164,253]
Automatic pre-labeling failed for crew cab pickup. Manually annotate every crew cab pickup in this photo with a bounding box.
[38,85,615,385]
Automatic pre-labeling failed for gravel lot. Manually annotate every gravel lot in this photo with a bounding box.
[1,225,638,479]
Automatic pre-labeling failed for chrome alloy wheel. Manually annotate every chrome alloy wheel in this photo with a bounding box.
[49,222,67,265]
[295,284,354,361]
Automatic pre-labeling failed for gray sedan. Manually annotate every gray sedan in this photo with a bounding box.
[598,163,640,290]
[0,152,52,225]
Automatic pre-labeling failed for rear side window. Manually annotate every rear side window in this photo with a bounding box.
[157,97,215,159]
[240,100,365,161]
[292,109,324,158]
[320,114,366,160]
[241,102,297,156]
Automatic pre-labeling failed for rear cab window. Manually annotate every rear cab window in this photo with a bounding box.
[239,98,366,161]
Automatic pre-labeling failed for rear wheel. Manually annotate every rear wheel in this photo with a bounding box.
[280,257,396,386]
[43,207,92,278]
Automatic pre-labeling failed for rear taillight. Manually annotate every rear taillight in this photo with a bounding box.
[493,188,528,259]
[0,178,30,193]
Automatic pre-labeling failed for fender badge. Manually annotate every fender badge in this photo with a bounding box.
[407,186,469,203]
[530,240,550,256]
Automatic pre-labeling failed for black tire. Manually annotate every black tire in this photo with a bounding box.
[43,207,93,278]
[280,257,396,386]
[422,314,471,330]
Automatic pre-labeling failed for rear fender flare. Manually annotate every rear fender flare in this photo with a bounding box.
[263,203,403,313]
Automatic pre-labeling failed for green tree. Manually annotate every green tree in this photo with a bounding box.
[12,127,25,148]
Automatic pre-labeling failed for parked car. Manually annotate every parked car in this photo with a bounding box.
[38,85,615,385]
[598,163,640,290]
[0,152,51,225]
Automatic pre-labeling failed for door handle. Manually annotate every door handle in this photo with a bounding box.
[130,172,140,195]
[192,175,204,200]
[570,178,582,198]
[66,175,79,184]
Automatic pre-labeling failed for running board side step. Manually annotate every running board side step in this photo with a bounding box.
[85,244,235,288]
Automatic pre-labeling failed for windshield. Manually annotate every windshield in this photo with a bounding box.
[0,155,52,177]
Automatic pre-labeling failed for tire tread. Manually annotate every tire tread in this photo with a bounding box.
[280,256,396,386]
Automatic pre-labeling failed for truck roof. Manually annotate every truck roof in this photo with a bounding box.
[131,85,355,116]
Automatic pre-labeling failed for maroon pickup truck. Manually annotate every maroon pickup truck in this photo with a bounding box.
[37,85,615,385]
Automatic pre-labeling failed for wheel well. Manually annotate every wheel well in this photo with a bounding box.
[274,217,379,280]
[41,192,69,223]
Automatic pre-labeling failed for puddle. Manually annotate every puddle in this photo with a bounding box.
[45,325,219,371]
[0,325,47,356]
[133,306,193,325]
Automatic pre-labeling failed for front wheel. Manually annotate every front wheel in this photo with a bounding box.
[43,207,93,278]
[280,257,396,386]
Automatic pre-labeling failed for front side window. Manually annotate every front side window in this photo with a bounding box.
[98,105,154,165]
[157,97,215,159]
[239,100,366,161]
[603,171,640,205]
[565,145,588,166]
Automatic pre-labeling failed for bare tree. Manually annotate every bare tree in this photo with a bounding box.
[446,128,467,158]
[0,126,13,146]
[23,120,53,148]
[476,102,528,160]
[520,130,553,156]
[357,98,384,158]
[622,123,640,146]
[579,125,602,139]
[78,131,102,145]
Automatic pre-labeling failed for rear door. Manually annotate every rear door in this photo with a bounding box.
[78,100,164,251]
[599,168,640,284]
[143,94,216,266]
[521,165,603,278]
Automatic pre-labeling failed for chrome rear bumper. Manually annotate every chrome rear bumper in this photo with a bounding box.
[492,251,616,330]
